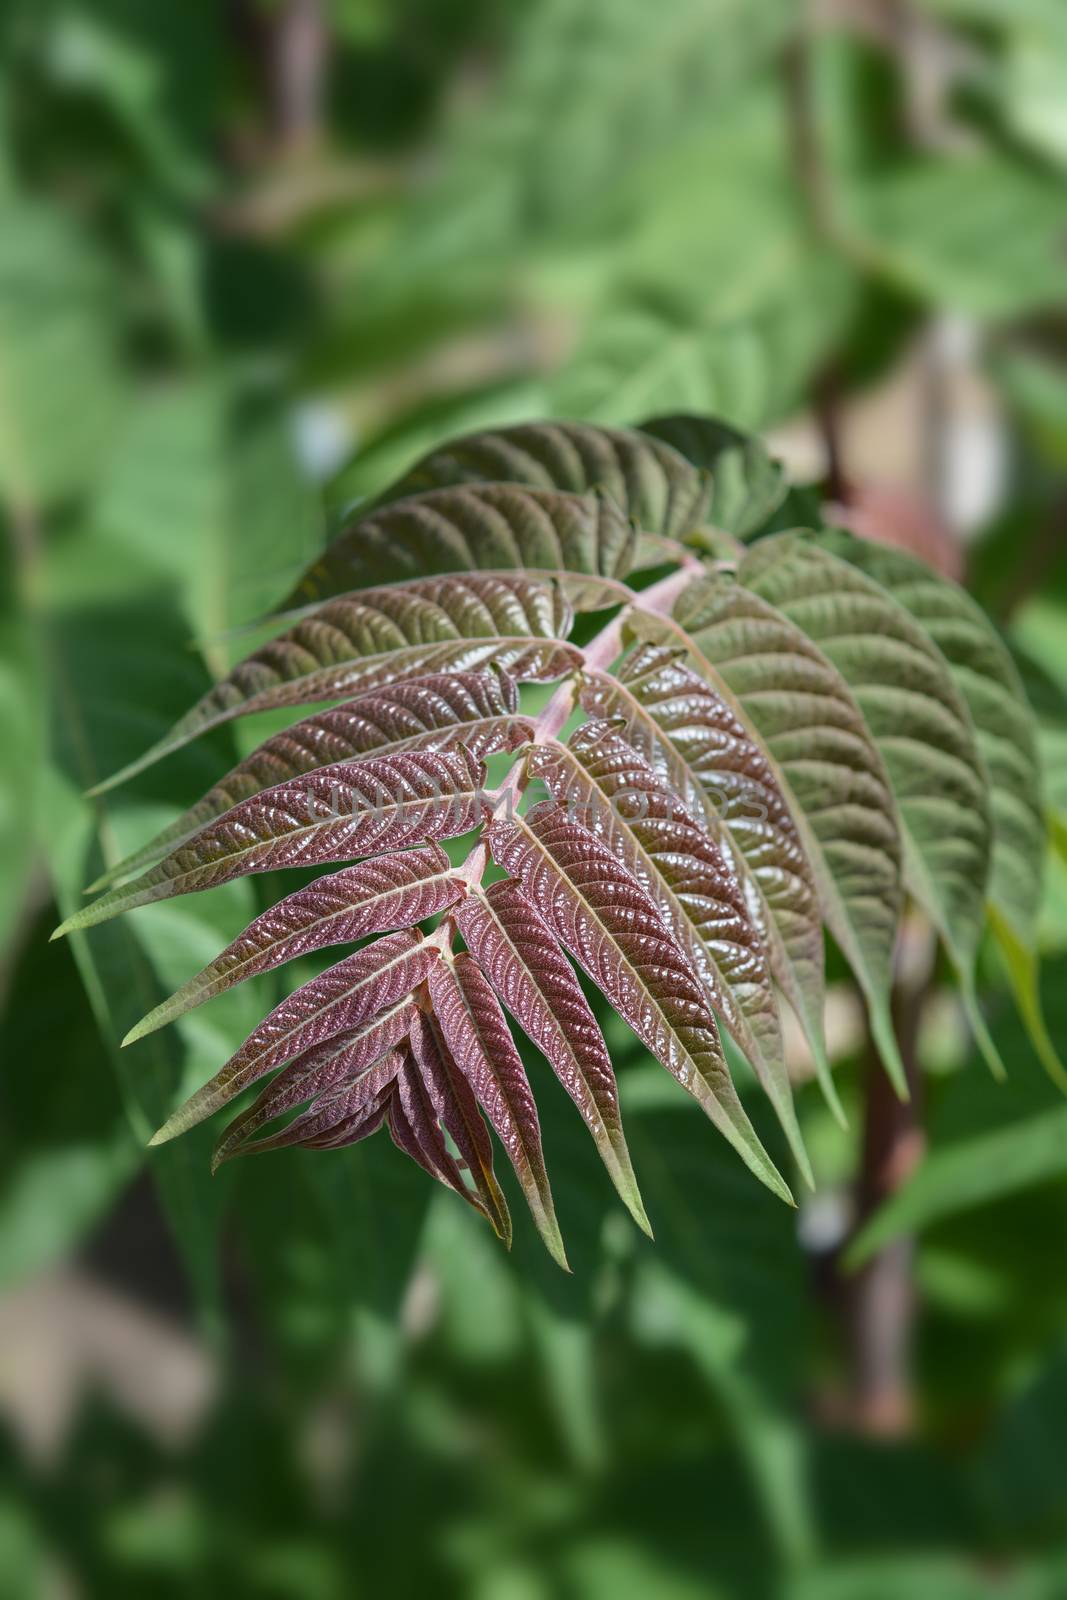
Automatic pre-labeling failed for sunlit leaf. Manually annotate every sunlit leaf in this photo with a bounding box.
[488,800,793,1203]
[740,533,999,1075]
[643,573,907,1092]
[453,878,649,1232]
[581,644,834,1115]
[58,748,486,935]
[91,573,576,792]
[407,1008,512,1245]
[526,720,810,1181]
[367,419,712,541]
[212,1001,418,1169]
[91,670,529,889]
[816,528,1062,1087]
[127,845,465,1042]
[429,950,567,1267]
[149,929,435,1142]
[281,483,638,609]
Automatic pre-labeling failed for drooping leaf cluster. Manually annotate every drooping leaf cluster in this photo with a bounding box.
[56,417,1056,1265]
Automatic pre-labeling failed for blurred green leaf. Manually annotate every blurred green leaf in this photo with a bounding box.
[848,157,1067,319]
[0,199,125,511]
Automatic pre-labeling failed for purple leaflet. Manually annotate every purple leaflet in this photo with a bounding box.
[93,671,530,890]
[127,846,466,1043]
[91,573,578,793]
[526,721,808,1185]
[487,802,792,1205]
[219,1049,404,1159]
[453,880,650,1234]
[388,1052,494,1226]
[61,747,486,935]
[149,929,435,1144]
[212,998,418,1170]
[298,1097,392,1151]
[428,952,567,1267]
[407,1009,511,1244]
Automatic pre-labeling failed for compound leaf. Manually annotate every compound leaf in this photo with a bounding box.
[651,574,906,1092]
[526,721,809,1183]
[91,670,530,889]
[581,644,834,1116]
[740,534,999,1076]
[639,412,786,538]
[212,1000,419,1169]
[149,929,435,1143]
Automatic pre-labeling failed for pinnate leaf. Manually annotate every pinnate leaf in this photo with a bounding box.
[638,413,786,538]
[223,1049,403,1161]
[282,483,639,608]
[407,1009,512,1245]
[59,748,486,935]
[127,846,465,1043]
[389,1051,498,1227]
[453,878,649,1233]
[815,527,1062,1089]
[428,951,567,1267]
[92,573,576,792]
[488,801,793,1204]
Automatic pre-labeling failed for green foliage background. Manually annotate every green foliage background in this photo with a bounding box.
[2,2,1067,1594]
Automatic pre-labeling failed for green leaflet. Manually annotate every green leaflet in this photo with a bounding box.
[740,534,1001,1078]
[280,482,640,609]
[640,574,907,1093]
[365,419,712,541]
[638,413,786,539]
[814,528,1062,1089]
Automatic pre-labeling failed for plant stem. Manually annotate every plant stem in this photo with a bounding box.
[443,564,695,900]
[843,919,933,1434]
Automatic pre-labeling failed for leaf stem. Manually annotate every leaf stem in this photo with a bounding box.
[445,564,697,897]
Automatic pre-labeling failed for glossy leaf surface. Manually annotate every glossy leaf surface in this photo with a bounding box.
[92,573,575,792]
[488,801,793,1204]
[128,846,464,1042]
[453,878,649,1231]
[659,574,906,1090]
[581,644,831,1108]
[94,671,530,888]
[282,482,638,608]
[150,930,435,1143]
[60,749,485,934]
[526,721,808,1181]
[428,951,567,1267]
